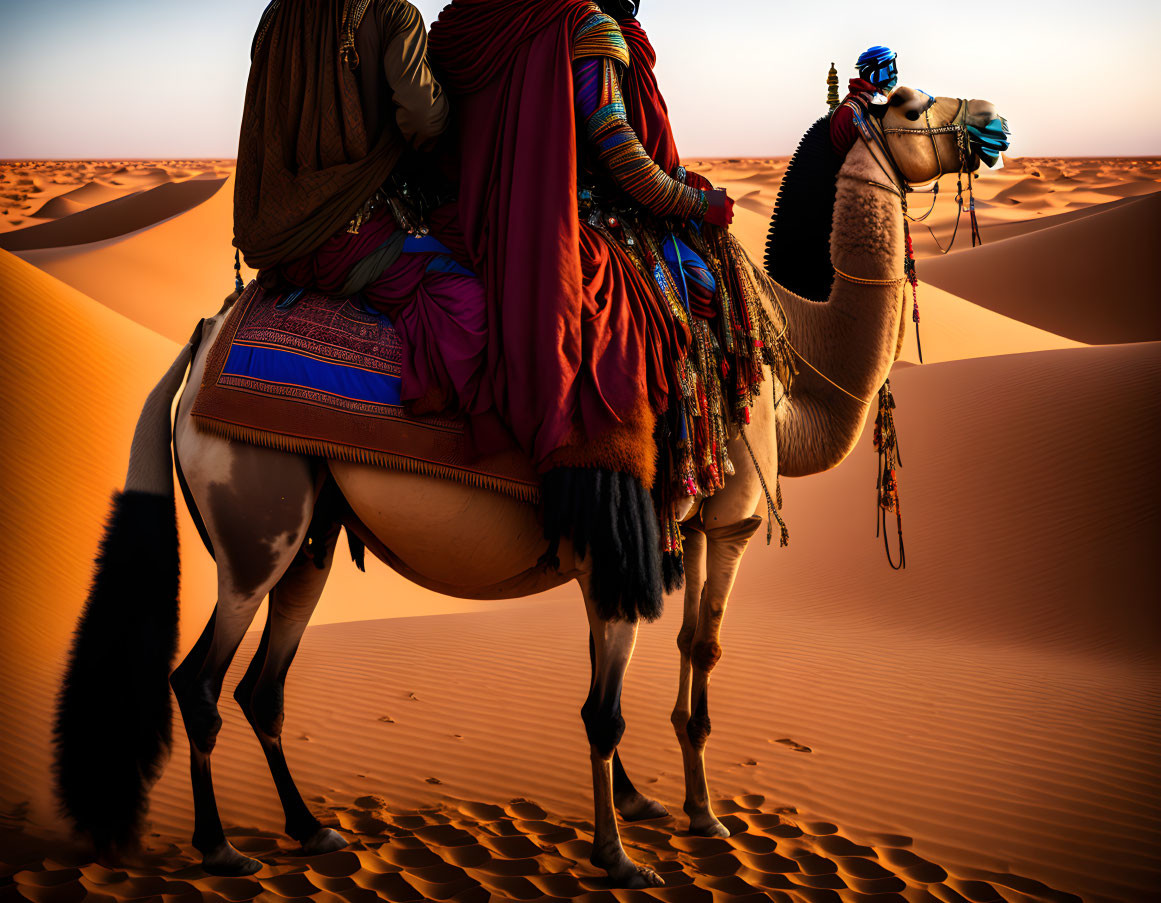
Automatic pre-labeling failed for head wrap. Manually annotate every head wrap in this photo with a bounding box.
[856,45,898,91]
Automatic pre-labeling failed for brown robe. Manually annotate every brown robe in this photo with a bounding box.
[233,0,448,271]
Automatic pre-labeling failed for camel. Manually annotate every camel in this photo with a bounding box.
[54,87,1004,887]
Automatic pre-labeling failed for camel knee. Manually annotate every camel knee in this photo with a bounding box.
[582,696,626,760]
[671,704,691,735]
[234,679,285,740]
[171,672,223,754]
[692,640,722,673]
[676,623,695,658]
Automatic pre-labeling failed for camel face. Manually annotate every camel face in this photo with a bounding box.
[882,86,1005,184]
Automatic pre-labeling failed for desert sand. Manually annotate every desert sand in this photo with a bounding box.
[1,158,1158,903]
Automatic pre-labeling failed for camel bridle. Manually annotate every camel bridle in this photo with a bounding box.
[873,96,983,252]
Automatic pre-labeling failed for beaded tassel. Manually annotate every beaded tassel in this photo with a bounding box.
[233,248,244,294]
[968,168,982,247]
[873,379,905,569]
[903,225,922,363]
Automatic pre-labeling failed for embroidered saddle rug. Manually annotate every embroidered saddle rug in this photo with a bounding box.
[191,282,539,503]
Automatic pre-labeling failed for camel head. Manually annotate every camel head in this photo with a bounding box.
[879,86,1009,184]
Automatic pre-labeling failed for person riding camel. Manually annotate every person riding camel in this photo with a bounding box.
[428,0,743,620]
[233,0,488,418]
[830,45,899,157]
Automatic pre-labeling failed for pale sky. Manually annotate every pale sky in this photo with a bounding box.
[1,0,1158,158]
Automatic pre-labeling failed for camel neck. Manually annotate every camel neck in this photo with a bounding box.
[771,138,906,477]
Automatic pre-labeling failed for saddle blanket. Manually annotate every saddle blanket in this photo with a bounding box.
[190,281,539,502]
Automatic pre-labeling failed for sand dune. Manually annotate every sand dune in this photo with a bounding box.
[0,161,235,235]
[18,174,255,342]
[955,193,1147,243]
[30,181,129,219]
[0,250,213,681]
[893,282,1082,364]
[0,177,227,252]
[919,192,1161,343]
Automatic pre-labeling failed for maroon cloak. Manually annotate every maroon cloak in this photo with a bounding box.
[429,0,682,486]
[618,18,682,175]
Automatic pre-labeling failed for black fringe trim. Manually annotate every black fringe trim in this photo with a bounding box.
[764,115,843,304]
[542,467,664,622]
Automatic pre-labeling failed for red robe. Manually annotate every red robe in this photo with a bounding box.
[429,0,682,485]
[830,77,883,157]
[618,18,681,175]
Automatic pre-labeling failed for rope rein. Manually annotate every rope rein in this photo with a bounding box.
[833,265,905,287]
[740,427,789,547]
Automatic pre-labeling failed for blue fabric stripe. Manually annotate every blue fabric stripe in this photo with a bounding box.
[663,234,716,306]
[223,344,401,406]
[403,234,453,255]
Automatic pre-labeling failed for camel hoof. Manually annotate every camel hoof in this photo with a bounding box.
[202,842,263,876]
[303,827,348,855]
[594,851,666,889]
[616,793,669,822]
[623,865,665,889]
[688,814,731,838]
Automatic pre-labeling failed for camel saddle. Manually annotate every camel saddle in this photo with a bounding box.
[190,281,539,503]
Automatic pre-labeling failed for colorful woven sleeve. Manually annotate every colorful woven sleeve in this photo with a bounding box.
[572,31,707,220]
[572,9,631,70]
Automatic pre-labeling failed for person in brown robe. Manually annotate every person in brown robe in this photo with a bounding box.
[234,0,448,268]
[234,0,487,416]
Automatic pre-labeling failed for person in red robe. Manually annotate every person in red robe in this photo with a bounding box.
[830,45,899,157]
[429,0,738,622]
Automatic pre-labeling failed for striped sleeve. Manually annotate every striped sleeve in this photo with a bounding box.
[573,56,707,220]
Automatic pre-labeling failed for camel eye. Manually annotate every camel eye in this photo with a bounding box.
[906,110,921,121]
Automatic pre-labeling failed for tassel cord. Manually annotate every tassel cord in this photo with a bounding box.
[873,380,906,569]
[739,426,788,547]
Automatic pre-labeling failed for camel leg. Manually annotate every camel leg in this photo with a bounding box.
[584,634,668,822]
[168,444,317,876]
[232,520,347,855]
[580,583,664,889]
[670,523,717,835]
[675,516,761,837]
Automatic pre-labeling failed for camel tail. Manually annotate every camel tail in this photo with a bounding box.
[54,339,195,855]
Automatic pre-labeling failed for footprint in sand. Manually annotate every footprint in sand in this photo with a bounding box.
[775,737,813,753]
[378,714,396,723]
